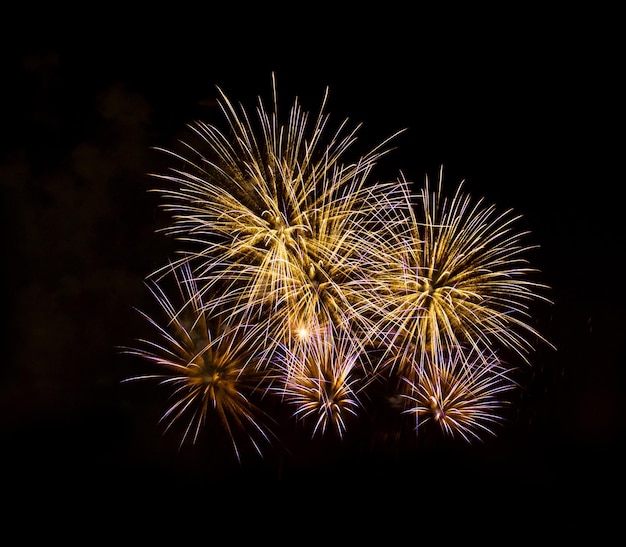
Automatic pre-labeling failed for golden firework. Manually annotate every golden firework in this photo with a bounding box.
[150,74,406,364]
[399,345,517,442]
[123,262,275,461]
[375,166,553,380]
[272,318,374,439]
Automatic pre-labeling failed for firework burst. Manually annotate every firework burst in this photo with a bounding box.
[375,166,553,381]
[398,345,517,442]
[122,262,276,462]
[271,318,374,439]
[149,74,406,359]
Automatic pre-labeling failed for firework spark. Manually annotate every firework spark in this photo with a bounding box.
[122,262,276,462]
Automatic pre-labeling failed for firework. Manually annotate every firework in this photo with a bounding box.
[398,345,517,442]
[375,166,553,382]
[149,74,407,358]
[271,318,375,439]
[122,261,276,462]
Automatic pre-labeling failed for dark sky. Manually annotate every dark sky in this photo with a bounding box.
[2,6,623,536]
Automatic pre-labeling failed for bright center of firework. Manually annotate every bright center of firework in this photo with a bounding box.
[188,360,219,387]
[418,278,435,297]
[430,395,445,421]
[296,326,310,339]
[264,212,300,248]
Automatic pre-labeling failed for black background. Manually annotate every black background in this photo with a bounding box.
[2,5,623,538]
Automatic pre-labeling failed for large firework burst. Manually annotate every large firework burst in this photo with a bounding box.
[375,166,553,383]
[150,75,406,357]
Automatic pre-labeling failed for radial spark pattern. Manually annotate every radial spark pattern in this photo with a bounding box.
[376,166,553,381]
[150,75,406,355]
[272,319,374,439]
[123,262,275,461]
[399,346,517,442]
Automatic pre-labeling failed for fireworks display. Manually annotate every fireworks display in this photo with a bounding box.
[123,75,552,460]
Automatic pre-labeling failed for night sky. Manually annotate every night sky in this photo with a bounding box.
[2,7,623,537]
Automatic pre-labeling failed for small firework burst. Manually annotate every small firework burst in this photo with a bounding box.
[272,319,372,439]
[122,262,275,462]
[376,166,553,379]
[399,346,517,442]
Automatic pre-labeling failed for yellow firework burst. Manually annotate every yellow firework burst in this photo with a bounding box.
[399,346,517,442]
[375,166,553,379]
[122,262,275,461]
[150,74,407,358]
